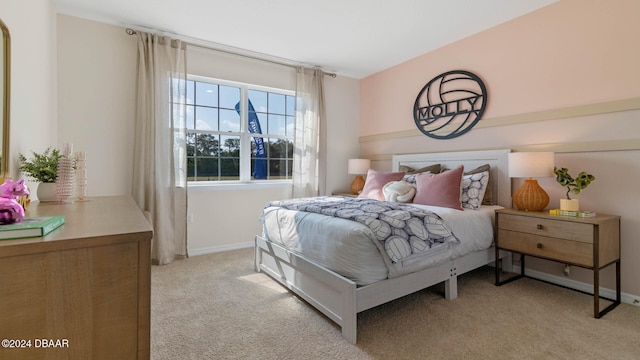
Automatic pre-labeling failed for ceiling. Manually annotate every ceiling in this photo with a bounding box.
[53,0,557,79]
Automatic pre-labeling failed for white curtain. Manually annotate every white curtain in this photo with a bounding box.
[292,67,327,198]
[133,32,188,265]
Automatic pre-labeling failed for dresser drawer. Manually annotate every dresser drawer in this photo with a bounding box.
[498,229,593,267]
[498,213,593,243]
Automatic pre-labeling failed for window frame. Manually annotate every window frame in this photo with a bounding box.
[186,75,295,186]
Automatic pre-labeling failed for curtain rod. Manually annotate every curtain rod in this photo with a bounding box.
[125,28,336,78]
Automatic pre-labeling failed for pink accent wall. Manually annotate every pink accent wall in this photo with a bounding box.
[360,0,640,137]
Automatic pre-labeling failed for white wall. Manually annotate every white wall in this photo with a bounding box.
[1,0,57,191]
[54,14,362,254]
[324,75,361,194]
[57,15,137,197]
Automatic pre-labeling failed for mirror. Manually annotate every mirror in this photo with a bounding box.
[1,18,9,178]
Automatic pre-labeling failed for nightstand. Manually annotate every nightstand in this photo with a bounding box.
[494,208,621,318]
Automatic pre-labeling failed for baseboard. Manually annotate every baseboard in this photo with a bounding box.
[512,265,640,307]
[189,241,253,256]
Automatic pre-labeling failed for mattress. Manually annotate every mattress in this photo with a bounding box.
[260,201,502,286]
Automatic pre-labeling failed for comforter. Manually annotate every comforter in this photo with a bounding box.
[261,196,501,285]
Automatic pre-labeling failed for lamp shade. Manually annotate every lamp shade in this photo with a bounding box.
[348,159,370,175]
[508,152,555,178]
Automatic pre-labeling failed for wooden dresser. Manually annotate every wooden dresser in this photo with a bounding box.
[0,196,153,360]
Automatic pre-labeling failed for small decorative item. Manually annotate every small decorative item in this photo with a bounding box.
[75,151,88,201]
[0,179,30,224]
[554,167,595,212]
[18,147,62,202]
[56,143,75,204]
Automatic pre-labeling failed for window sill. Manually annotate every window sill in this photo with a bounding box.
[187,181,292,192]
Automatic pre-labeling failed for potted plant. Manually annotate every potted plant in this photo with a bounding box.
[553,167,595,211]
[18,147,62,201]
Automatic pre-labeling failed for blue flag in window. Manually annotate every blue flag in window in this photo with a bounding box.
[236,100,267,179]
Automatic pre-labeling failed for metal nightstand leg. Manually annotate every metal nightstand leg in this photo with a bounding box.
[594,260,621,318]
[495,252,525,286]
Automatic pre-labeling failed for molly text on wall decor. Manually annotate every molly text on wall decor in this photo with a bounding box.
[413,70,487,140]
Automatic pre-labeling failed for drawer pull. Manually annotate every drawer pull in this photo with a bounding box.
[536,224,543,230]
[536,243,543,249]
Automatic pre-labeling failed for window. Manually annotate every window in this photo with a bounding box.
[183,77,295,182]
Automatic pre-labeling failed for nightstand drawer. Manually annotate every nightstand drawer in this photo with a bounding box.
[498,213,593,243]
[498,229,593,267]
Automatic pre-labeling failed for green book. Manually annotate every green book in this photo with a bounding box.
[0,216,65,240]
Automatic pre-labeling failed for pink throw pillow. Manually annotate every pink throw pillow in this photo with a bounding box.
[358,169,406,200]
[413,165,464,210]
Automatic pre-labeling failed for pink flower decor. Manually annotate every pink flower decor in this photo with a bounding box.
[0,179,30,224]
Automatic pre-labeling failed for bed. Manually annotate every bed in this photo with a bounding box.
[254,149,513,343]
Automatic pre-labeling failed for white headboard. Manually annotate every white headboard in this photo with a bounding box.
[392,149,511,207]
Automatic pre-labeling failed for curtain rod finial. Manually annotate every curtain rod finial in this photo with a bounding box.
[126,28,136,35]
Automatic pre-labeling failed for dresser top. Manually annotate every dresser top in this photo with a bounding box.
[0,196,153,256]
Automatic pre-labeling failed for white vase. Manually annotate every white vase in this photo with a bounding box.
[37,182,58,202]
[560,198,579,212]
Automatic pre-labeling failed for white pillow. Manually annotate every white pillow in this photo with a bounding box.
[382,181,416,203]
[461,171,489,210]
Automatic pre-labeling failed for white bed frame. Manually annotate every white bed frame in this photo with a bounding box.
[254,149,512,344]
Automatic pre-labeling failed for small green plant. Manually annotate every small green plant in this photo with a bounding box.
[18,147,62,183]
[554,167,595,200]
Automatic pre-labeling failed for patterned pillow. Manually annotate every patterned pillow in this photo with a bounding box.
[443,164,493,205]
[461,170,489,210]
[402,172,431,189]
[466,164,492,205]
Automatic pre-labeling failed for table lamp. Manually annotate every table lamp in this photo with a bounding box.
[508,152,555,211]
[348,159,370,195]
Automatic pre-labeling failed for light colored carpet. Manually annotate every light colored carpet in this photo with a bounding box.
[151,248,640,359]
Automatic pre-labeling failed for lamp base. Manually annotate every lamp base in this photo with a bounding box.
[512,179,549,211]
[350,175,365,195]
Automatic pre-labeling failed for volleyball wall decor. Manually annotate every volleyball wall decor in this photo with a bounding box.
[413,70,487,140]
